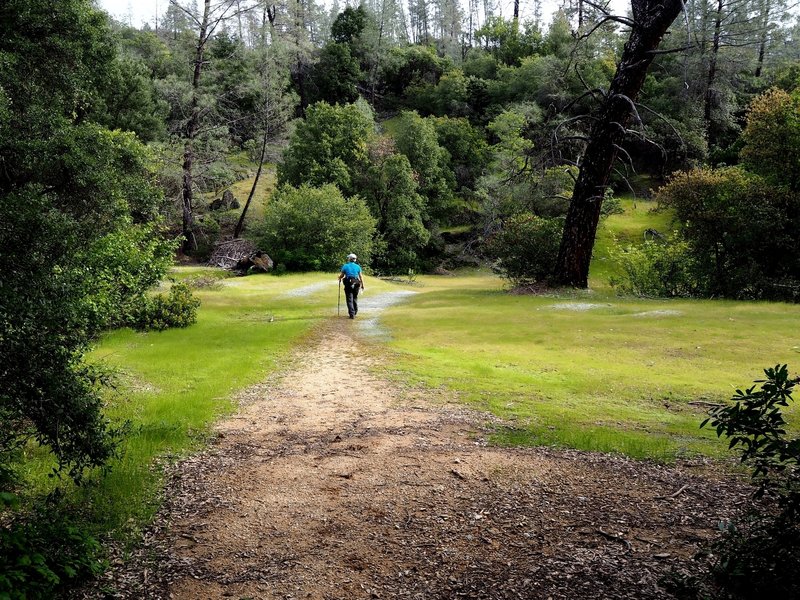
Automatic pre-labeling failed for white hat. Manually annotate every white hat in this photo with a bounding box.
[347,253,357,261]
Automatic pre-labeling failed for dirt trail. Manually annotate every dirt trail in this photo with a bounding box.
[105,313,748,600]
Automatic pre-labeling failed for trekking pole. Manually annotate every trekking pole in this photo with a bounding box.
[337,279,341,316]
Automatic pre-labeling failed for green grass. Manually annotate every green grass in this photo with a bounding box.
[226,163,277,224]
[382,274,799,459]
[196,162,277,236]
[377,199,800,461]
[591,197,674,285]
[18,199,800,539]
[21,269,374,536]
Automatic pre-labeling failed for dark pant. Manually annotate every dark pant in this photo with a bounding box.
[344,283,360,317]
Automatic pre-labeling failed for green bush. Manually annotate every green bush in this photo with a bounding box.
[657,167,800,300]
[128,283,200,331]
[486,214,562,285]
[610,236,702,298]
[700,365,800,598]
[0,495,104,600]
[259,184,376,272]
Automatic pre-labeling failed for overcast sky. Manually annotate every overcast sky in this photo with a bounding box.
[96,0,629,30]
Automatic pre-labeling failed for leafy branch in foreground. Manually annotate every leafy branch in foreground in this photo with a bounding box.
[702,364,800,514]
[699,365,800,598]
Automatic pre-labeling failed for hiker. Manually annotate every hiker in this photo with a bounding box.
[338,253,364,319]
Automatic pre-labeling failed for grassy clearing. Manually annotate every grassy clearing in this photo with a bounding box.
[226,163,277,225]
[591,197,674,285]
[378,202,800,460]
[382,279,799,459]
[21,269,375,536]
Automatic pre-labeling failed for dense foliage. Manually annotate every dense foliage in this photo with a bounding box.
[0,0,175,487]
[128,282,201,331]
[67,0,798,282]
[700,365,800,598]
[656,166,799,299]
[486,214,564,285]
[259,184,376,271]
[0,495,104,599]
[0,2,181,594]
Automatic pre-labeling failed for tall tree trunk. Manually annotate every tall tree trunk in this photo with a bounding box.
[703,0,722,141]
[754,0,770,77]
[513,0,519,21]
[181,0,211,255]
[234,129,268,239]
[553,0,685,287]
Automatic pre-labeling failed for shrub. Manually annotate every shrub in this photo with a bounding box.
[657,167,800,300]
[277,101,374,197]
[0,495,104,600]
[610,236,702,298]
[128,283,200,331]
[486,213,562,285]
[259,184,376,272]
[700,365,800,598]
[740,88,800,193]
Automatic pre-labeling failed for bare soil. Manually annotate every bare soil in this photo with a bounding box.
[90,318,749,599]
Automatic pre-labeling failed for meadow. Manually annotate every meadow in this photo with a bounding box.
[22,197,799,538]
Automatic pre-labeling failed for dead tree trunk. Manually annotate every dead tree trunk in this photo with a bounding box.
[233,128,268,239]
[181,0,211,255]
[553,0,685,287]
[703,0,723,143]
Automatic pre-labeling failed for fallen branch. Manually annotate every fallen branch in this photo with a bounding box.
[597,528,632,552]
[655,484,689,500]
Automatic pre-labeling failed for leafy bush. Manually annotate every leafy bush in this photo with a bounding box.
[360,150,430,274]
[486,214,562,285]
[0,495,104,600]
[278,101,374,197]
[259,184,376,272]
[128,283,200,332]
[610,236,701,298]
[656,167,800,300]
[700,365,800,598]
[740,88,800,193]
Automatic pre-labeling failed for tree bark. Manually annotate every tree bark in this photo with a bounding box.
[234,128,268,239]
[703,0,723,141]
[754,0,770,78]
[181,0,211,255]
[553,0,685,287]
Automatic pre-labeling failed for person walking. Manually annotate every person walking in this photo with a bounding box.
[338,253,364,319]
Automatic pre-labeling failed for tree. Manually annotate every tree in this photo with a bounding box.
[259,184,376,271]
[475,16,541,66]
[359,140,430,273]
[740,87,800,192]
[392,110,456,224]
[432,116,490,192]
[234,21,298,239]
[657,166,800,299]
[309,42,362,105]
[553,0,686,287]
[168,0,260,254]
[278,100,375,197]
[0,0,174,489]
